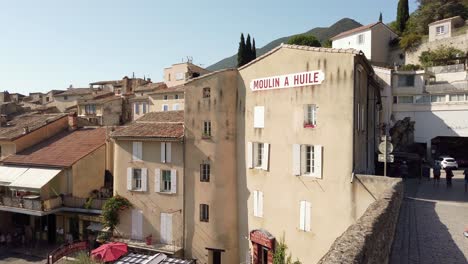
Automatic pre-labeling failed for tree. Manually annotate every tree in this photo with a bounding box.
[273,236,302,264]
[237,33,247,67]
[322,39,332,48]
[286,34,321,47]
[396,0,409,33]
[379,12,383,22]
[252,38,257,60]
[246,34,253,62]
[419,45,465,67]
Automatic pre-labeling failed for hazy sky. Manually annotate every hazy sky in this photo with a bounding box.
[0,0,417,94]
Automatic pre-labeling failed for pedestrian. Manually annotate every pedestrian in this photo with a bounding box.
[445,167,454,187]
[464,168,468,193]
[6,233,12,247]
[0,232,5,246]
[433,163,441,186]
[401,161,409,180]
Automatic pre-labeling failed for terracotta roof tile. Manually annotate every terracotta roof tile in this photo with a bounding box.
[148,85,185,94]
[135,82,167,92]
[3,128,106,167]
[0,114,67,141]
[136,111,184,123]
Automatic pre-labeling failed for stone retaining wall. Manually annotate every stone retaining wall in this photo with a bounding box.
[318,177,403,264]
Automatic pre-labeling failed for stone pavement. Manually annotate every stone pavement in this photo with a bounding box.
[390,171,468,264]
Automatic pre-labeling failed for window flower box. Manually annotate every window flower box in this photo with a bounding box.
[304,123,316,128]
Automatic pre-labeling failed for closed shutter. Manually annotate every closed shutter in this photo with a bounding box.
[141,168,148,192]
[132,209,143,240]
[160,142,166,163]
[299,201,306,231]
[292,144,301,176]
[253,191,258,217]
[247,142,253,169]
[262,143,269,171]
[155,169,161,192]
[166,143,172,163]
[166,213,173,244]
[170,169,177,194]
[305,201,311,232]
[132,142,142,161]
[160,213,166,243]
[127,168,133,190]
[254,106,265,128]
[258,191,264,217]
[314,145,323,179]
[172,104,179,110]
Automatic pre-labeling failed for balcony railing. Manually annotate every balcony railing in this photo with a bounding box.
[426,64,466,74]
[0,196,62,211]
[62,196,107,210]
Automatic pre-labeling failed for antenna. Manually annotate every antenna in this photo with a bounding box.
[187,56,193,64]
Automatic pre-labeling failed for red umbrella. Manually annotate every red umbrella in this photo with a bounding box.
[91,242,128,262]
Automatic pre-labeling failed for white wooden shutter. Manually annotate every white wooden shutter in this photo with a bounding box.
[166,143,172,163]
[172,104,179,110]
[312,105,317,125]
[293,144,301,176]
[299,201,306,231]
[247,142,253,169]
[160,142,166,163]
[262,143,269,171]
[170,169,177,194]
[253,191,258,217]
[305,201,311,232]
[254,106,265,128]
[132,142,138,161]
[258,191,264,217]
[314,145,323,179]
[132,210,143,240]
[161,213,173,244]
[155,168,161,192]
[127,168,133,190]
[160,213,166,243]
[141,168,148,192]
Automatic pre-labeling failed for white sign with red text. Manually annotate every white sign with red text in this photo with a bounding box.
[250,70,325,91]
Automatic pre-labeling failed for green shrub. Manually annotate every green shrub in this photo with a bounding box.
[287,34,321,47]
[399,64,422,71]
[102,195,132,233]
[399,33,422,51]
[419,45,465,67]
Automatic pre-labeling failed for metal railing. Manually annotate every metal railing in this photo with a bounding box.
[0,196,62,211]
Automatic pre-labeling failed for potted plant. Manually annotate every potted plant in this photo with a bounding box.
[303,121,315,128]
[145,234,152,245]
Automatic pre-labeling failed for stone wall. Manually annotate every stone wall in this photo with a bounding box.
[318,176,403,264]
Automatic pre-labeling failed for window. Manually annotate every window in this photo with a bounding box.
[175,94,179,100]
[64,96,68,100]
[85,104,96,115]
[414,95,430,104]
[398,75,415,87]
[255,143,264,168]
[168,73,171,81]
[357,34,365,44]
[304,104,317,127]
[135,103,140,115]
[172,104,179,110]
[253,190,263,218]
[449,94,465,102]
[299,201,311,232]
[203,121,211,137]
[0,145,2,158]
[46,97,50,102]
[162,104,169,111]
[200,162,210,182]
[175,72,184,81]
[200,204,209,222]
[397,96,414,104]
[253,106,264,128]
[203,87,211,98]
[393,96,398,104]
[126,168,147,191]
[247,142,270,171]
[436,25,446,35]
[160,142,171,163]
[133,168,142,190]
[293,144,323,178]
[431,95,446,103]
[142,103,147,114]
[163,95,168,100]
[132,142,142,161]
[161,170,171,192]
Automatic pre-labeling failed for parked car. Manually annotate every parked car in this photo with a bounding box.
[435,156,458,169]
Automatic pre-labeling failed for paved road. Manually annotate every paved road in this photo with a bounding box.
[0,249,44,264]
[390,171,468,264]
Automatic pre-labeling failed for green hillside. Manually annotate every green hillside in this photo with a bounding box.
[207,18,362,71]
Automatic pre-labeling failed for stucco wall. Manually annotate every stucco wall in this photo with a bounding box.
[318,177,403,264]
[371,24,398,65]
[41,170,67,200]
[72,145,106,198]
[149,93,185,112]
[0,142,17,160]
[333,30,372,60]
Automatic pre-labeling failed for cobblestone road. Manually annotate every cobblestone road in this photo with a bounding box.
[390,171,468,264]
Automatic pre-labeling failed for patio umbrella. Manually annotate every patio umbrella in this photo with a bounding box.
[91,242,128,262]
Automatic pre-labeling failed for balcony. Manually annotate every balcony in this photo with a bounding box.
[425,80,468,93]
[0,195,62,213]
[62,196,108,210]
[426,64,466,74]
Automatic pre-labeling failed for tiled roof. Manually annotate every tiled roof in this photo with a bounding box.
[428,16,464,25]
[55,88,94,97]
[90,80,123,86]
[3,128,106,167]
[147,85,185,95]
[78,94,121,105]
[135,82,167,92]
[111,111,184,140]
[0,113,67,141]
[330,22,380,40]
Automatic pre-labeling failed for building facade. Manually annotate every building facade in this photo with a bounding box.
[164,62,210,88]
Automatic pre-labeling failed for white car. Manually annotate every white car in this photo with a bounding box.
[435,156,458,169]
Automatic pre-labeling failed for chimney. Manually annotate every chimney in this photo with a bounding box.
[23,126,30,134]
[0,115,7,127]
[68,112,78,131]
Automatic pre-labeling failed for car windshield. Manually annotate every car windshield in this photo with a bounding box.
[445,159,455,162]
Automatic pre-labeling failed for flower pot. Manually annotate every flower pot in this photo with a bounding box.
[145,235,152,245]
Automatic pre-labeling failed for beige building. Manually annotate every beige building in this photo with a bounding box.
[111,111,185,256]
[130,82,167,121]
[428,16,466,42]
[148,86,185,113]
[77,95,123,126]
[164,62,210,87]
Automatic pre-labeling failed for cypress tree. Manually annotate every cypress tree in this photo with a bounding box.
[252,38,257,59]
[396,0,409,33]
[237,33,246,67]
[379,12,383,22]
[246,34,253,63]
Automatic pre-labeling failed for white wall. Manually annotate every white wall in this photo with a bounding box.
[332,30,372,60]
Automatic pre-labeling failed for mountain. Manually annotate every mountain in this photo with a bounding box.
[207,18,363,71]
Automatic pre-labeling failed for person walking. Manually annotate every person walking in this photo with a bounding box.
[445,167,454,188]
[433,163,441,186]
[401,161,409,180]
[464,168,468,192]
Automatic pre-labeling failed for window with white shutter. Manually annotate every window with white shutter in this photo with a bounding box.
[170,169,177,194]
[294,144,323,178]
[132,142,142,161]
[127,168,146,191]
[160,142,171,163]
[247,142,253,169]
[299,200,311,232]
[261,143,269,171]
[304,104,317,128]
[254,106,265,128]
[155,169,161,192]
[172,104,179,110]
[253,190,264,218]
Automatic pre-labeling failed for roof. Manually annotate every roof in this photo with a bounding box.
[78,95,121,105]
[135,82,167,93]
[429,16,464,26]
[90,80,123,86]
[111,111,184,140]
[0,113,67,141]
[115,252,194,264]
[148,85,185,95]
[8,167,62,190]
[3,128,107,167]
[330,22,397,40]
[55,88,94,97]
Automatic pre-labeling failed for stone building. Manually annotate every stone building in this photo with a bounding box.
[164,62,210,88]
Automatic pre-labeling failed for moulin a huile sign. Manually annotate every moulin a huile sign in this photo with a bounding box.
[250,70,325,91]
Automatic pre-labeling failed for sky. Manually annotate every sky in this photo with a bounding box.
[0,0,417,94]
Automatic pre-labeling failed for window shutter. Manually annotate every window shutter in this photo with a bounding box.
[160,142,166,163]
[299,201,305,231]
[254,106,265,128]
[293,144,301,176]
[171,169,177,194]
[172,104,179,110]
[141,168,148,192]
[305,201,311,232]
[247,142,253,169]
[166,213,173,243]
[300,145,306,175]
[127,168,133,191]
[312,105,317,125]
[258,191,264,217]
[166,143,172,163]
[132,142,142,161]
[155,169,161,192]
[262,143,269,171]
[314,145,323,179]
[253,191,258,217]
